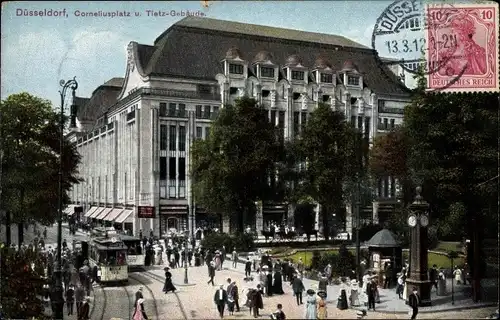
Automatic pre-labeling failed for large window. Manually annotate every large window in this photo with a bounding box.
[390,119,395,129]
[168,157,176,180]
[293,112,300,136]
[203,105,211,119]
[168,103,176,116]
[212,106,220,118]
[229,63,244,75]
[260,67,275,78]
[159,103,167,117]
[178,103,186,117]
[169,125,176,151]
[300,112,307,131]
[196,126,203,139]
[205,127,211,138]
[347,76,360,86]
[160,157,167,180]
[195,105,202,118]
[270,110,276,125]
[291,70,305,80]
[179,158,186,180]
[179,126,186,151]
[320,73,333,83]
[160,125,167,150]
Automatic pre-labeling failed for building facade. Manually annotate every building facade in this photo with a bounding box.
[68,17,410,237]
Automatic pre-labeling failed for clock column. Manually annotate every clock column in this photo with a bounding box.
[406,186,432,306]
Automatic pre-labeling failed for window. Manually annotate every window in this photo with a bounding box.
[203,105,211,119]
[205,127,211,138]
[168,103,176,116]
[260,67,275,78]
[160,125,167,150]
[178,104,186,117]
[195,105,202,118]
[198,84,212,94]
[390,119,395,129]
[364,117,371,138]
[294,112,300,135]
[322,95,330,102]
[270,110,276,125]
[291,70,304,80]
[126,110,135,121]
[262,90,270,97]
[169,125,176,151]
[320,73,333,83]
[229,63,244,74]
[278,111,285,128]
[168,157,176,180]
[159,103,167,116]
[384,118,388,129]
[196,126,203,139]
[179,158,186,180]
[179,126,186,152]
[351,116,356,127]
[300,112,307,128]
[229,87,238,95]
[160,157,167,180]
[358,116,363,130]
[347,76,360,86]
[293,92,301,100]
[212,106,220,118]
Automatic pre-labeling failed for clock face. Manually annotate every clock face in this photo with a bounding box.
[420,215,429,227]
[408,215,417,227]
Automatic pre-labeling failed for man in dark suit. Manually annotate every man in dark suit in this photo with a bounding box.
[291,273,305,305]
[429,265,438,292]
[245,257,252,278]
[78,297,90,320]
[409,287,420,319]
[213,284,228,318]
[367,280,376,310]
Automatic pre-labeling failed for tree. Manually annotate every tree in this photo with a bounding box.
[190,97,281,232]
[291,103,359,240]
[0,93,82,245]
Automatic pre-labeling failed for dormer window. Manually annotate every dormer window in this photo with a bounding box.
[293,93,301,100]
[229,64,244,75]
[322,95,331,102]
[262,90,270,97]
[320,73,333,83]
[260,67,275,78]
[292,71,305,80]
[347,76,360,86]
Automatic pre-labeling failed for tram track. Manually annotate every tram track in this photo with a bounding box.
[134,270,188,320]
[89,284,107,320]
[129,274,160,320]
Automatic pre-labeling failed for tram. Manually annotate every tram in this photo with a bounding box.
[121,235,145,267]
[89,227,128,283]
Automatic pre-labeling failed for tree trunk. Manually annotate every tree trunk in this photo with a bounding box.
[17,222,23,249]
[321,205,330,241]
[5,211,11,246]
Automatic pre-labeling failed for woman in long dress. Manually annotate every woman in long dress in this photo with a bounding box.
[132,296,148,320]
[317,290,328,320]
[162,267,177,293]
[304,289,317,319]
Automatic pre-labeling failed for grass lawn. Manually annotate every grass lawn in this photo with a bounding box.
[435,241,463,253]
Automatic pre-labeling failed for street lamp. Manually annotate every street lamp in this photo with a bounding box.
[184,230,189,284]
[53,77,78,319]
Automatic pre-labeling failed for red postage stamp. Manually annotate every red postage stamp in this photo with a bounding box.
[425,3,499,93]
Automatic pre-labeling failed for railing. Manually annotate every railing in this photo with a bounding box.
[163,110,188,118]
[378,106,405,114]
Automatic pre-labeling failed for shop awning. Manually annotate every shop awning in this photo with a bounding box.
[64,205,75,215]
[84,206,98,218]
[104,208,124,221]
[96,207,113,220]
[115,209,134,224]
[89,207,105,219]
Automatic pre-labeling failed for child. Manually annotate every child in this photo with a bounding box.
[272,303,286,320]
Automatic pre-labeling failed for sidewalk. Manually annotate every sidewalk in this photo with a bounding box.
[61,222,89,237]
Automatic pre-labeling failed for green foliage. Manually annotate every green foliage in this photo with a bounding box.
[310,249,356,278]
[191,97,281,232]
[0,93,82,227]
[0,245,51,319]
[286,103,360,239]
[201,232,255,252]
[294,202,315,232]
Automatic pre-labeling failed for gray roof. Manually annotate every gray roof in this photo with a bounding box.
[366,229,400,248]
[140,17,409,96]
[75,78,123,122]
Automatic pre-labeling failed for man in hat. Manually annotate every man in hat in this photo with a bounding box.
[136,287,144,300]
[292,272,305,305]
[65,283,75,315]
[245,257,252,279]
[213,284,228,318]
[208,261,216,286]
[408,286,420,319]
[78,297,90,320]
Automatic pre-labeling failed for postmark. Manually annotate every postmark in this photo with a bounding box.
[425,3,499,93]
[371,0,470,92]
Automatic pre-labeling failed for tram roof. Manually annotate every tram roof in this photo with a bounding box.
[91,241,127,251]
[120,235,141,242]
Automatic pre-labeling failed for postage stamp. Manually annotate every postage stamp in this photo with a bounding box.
[425,3,499,93]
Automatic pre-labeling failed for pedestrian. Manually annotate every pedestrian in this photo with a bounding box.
[273,268,285,295]
[318,273,328,298]
[78,297,90,320]
[136,287,144,299]
[75,283,85,318]
[367,278,376,311]
[232,249,238,268]
[408,287,420,319]
[271,303,286,320]
[162,267,177,293]
[292,272,305,305]
[245,257,252,279]
[453,266,462,285]
[65,283,75,315]
[149,229,154,238]
[266,268,273,296]
[396,273,404,299]
[429,264,438,291]
[220,245,226,269]
[226,280,235,316]
[383,262,392,288]
[250,285,264,318]
[43,227,47,239]
[231,281,240,312]
[132,293,149,320]
[213,284,228,318]
[139,229,143,240]
[317,290,328,319]
[304,288,317,319]
[207,261,216,286]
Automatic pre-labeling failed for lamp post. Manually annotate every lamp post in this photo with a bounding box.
[53,77,78,319]
[184,230,189,284]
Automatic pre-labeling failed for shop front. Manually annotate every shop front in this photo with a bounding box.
[159,205,188,237]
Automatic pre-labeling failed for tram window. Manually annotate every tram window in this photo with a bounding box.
[117,251,126,266]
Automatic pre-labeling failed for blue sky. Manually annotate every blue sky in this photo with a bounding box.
[1,1,397,108]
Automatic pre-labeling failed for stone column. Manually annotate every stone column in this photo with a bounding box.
[372,202,379,225]
[314,204,320,231]
[222,216,230,234]
[255,201,263,235]
[287,203,295,227]
[187,111,196,236]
